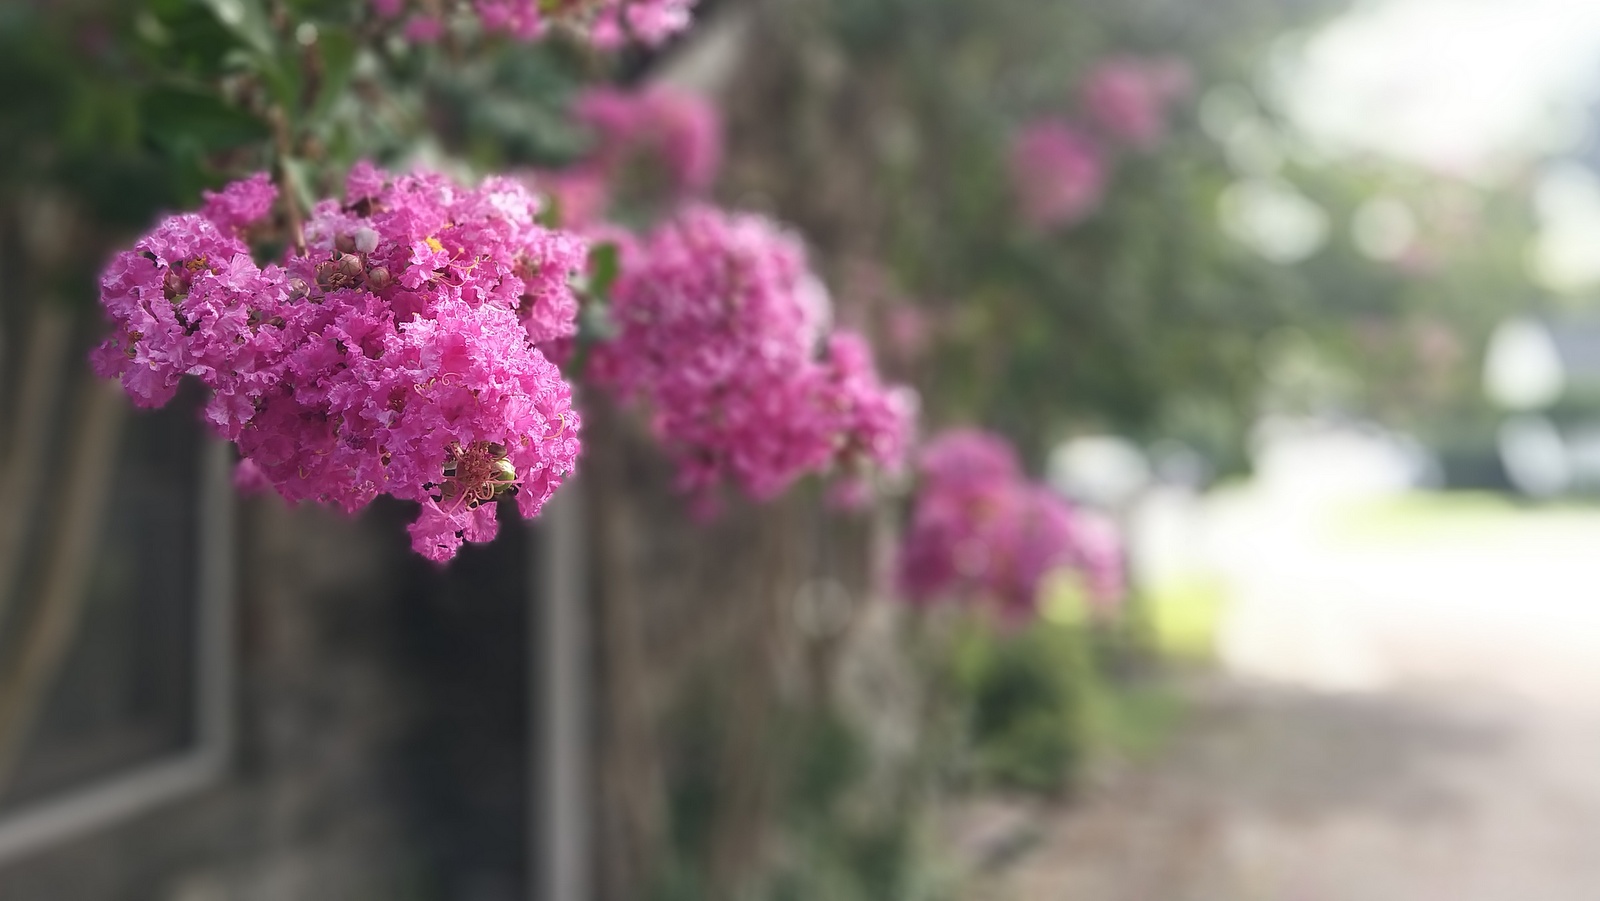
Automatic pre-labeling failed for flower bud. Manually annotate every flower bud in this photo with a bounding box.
[287,277,310,301]
[486,442,508,458]
[315,259,339,287]
[492,458,517,482]
[353,226,380,254]
[338,253,364,280]
[366,266,393,290]
[335,232,357,254]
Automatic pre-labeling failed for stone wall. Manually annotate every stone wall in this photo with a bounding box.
[0,482,534,901]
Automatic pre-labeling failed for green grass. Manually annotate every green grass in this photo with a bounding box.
[1325,491,1600,547]
[1142,573,1228,662]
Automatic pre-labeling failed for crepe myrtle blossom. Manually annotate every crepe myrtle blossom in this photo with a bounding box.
[589,205,915,513]
[815,330,919,511]
[93,163,586,562]
[1081,55,1193,151]
[897,429,1125,621]
[528,167,612,231]
[372,0,695,48]
[1009,119,1108,229]
[574,85,722,197]
[527,87,720,230]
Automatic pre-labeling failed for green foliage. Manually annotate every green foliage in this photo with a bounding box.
[648,613,1180,901]
[763,710,932,901]
[779,0,1345,459]
[586,241,623,300]
[947,620,1095,793]
[0,0,604,322]
[738,0,1538,474]
[651,687,947,901]
[138,86,273,156]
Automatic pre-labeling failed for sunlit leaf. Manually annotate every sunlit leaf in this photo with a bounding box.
[196,0,275,56]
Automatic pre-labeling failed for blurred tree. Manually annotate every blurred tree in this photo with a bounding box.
[720,0,1536,473]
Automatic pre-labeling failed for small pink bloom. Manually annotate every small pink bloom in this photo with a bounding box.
[897,429,1126,621]
[1010,120,1108,228]
[1081,55,1193,151]
[403,14,444,42]
[574,85,723,198]
[200,171,277,235]
[528,167,612,230]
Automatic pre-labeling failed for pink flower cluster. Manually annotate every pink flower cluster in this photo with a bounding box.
[93,164,587,562]
[372,0,695,47]
[1009,120,1108,229]
[1009,55,1192,230]
[897,430,1124,621]
[534,86,723,228]
[589,205,916,512]
[576,86,721,196]
[1081,56,1193,151]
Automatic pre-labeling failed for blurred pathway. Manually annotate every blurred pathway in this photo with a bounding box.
[965,483,1600,901]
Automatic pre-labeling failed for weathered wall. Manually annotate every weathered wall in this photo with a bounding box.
[0,428,533,901]
[583,395,889,901]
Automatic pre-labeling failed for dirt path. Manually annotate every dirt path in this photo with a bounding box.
[961,490,1600,900]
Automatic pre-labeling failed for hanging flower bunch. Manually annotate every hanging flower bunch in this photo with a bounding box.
[589,204,916,513]
[92,0,918,556]
[897,429,1123,621]
[536,86,914,514]
[93,163,586,562]
[372,0,696,48]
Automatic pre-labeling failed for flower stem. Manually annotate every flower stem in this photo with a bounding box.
[269,105,307,255]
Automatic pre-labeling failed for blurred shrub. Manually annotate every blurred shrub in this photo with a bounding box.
[947,619,1095,794]
[652,689,945,901]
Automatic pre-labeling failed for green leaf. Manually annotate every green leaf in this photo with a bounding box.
[580,301,616,342]
[281,156,316,213]
[587,241,620,300]
[308,27,357,124]
[536,193,564,229]
[139,86,270,154]
[196,0,275,56]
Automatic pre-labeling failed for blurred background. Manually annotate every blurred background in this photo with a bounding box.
[6,0,1600,898]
